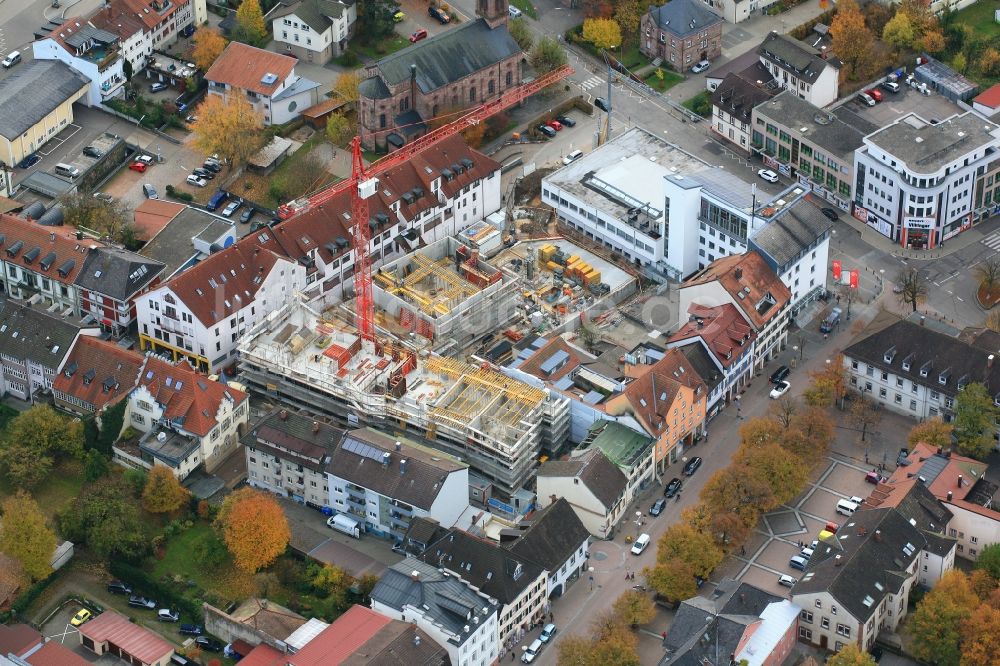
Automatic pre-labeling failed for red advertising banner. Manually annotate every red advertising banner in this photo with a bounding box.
[850,269,859,289]
[832,260,842,281]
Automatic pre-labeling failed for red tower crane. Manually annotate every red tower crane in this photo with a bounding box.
[277,64,574,342]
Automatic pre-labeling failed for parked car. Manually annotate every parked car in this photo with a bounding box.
[769,380,791,399]
[128,595,156,609]
[769,365,790,384]
[107,581,132,595]
[521,639,542,663]
[649,498,667,517]
[192,168,215,180]
[545,119,562,131]
[71,609,92,626]
[858,92,876,106]
[195,637,223,652]
[820,207,839,221]
[757,168,779,183]
[630,533,651,555]
[508,4,522,17]
[410,28,428,42]
[690,60,710,74]
[428,5,451,23]
[664,477,682,497]
[135,154,154,165]
[789,555,808,571]
[897,448,911,467]
[83,146,103,158]
[594,97,610,112]
[186,174,208,188]
[93,192,114,202]
[222,200,241,217]
[868,88,883,102]
[240,208,255,224]
[778,574,797,587]
[202,161,222,173]
[179,624,203,636]
[185,114,198,123]
[562,149,583,166]
[556,114,576,127]
[150,82,168,93]
[539,624,557,643]
[157,609,180,622]
[683,457,702,476]
[537,124,556,138]
[17,154,40,169]
[129,161,147,173]
[865,470,887,484]
[882,80,900,93]
[180,23,195,38]
[143,184,158,199]
[392,10,405,21]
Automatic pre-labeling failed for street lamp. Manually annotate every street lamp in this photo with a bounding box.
[791,346,798,368]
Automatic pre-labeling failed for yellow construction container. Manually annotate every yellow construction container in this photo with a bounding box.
[585,269,601,285]
[567,255,580,267]
[546,261,561,272]
[539,244,557,263]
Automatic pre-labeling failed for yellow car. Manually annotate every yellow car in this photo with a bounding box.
[392,10,405,21]
[70,609,92,626]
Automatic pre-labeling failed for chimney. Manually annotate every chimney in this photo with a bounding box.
[400,459,408,475]
[279,409,288,421]
[410,570,420,582]
[76,231,83,240]
[312,421,319,433]
[382,452,391,468]
[395,440,402,451]
[920,315,925,326]
[958,474,963,487]
[49,232,55,242]
[734,267,743,280]
[873,530,881,542]
[990,354,995,369]
[414,635,421,646]
[550,494,557,504]
[947,491,953,501]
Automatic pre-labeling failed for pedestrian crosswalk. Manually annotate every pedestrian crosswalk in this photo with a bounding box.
[579,76,603,91]
[983,231,1000,252]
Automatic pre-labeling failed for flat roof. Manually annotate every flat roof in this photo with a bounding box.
[865,111,1000,173]
[755,90,869,161]
[141,207,234,278]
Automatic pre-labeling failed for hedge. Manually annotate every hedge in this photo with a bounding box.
[109,561,203,621]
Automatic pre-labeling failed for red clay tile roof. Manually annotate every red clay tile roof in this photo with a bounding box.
[682,251,791,330]
[205,42,296,96]
[0,213,96,285]
[132,200,184,241]
[0,624,41,658]
[78,610,173,665]
[620,349,705,437]
[518,337,585,382]
[90,2,148,39]
[238,643,286,666]
[25,641,91,666]
[288,606,391,666]
[669,303,755,368]
[974,82,1000,110]
[52,336,144,412]
[138,356,247,437]
[889,442,990,506]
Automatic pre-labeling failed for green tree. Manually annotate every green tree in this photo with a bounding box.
[508,17,533,52]
[357,0,399,43]
[826,643,877,666]
[910,569,979,666]
[907,418,953,449]
[0,440,53,489]
[325,112,353,146]
[883,11,916,49]
[60,191,132,237]
[97,398,127,454]
[613,0,645,37]
[530,36,568,74]
[122,58,134,82]
[142,465,190,514]
[952,51,968,74]
[84,449,110,482]
[312,564,353,611]
[58,474,149,561]
[0,492,56,581]
[975,543,1000,581]
[582,18,622,50]
[193,531,230,569]
[0,405,84,488]
[612,590,655,627]
[234,0,267,44]
[953,383,997,459]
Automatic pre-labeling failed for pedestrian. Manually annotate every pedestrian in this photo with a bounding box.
[740,545,746,556]
[511,651,516,662]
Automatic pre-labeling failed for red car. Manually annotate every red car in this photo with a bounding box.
[868,88,883,103]
[546,120,562,131]
[128,161,147,173]
[410,28,428,42]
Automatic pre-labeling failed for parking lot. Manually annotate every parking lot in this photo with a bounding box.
[38,603,133,665]
[712,454,877,597]
[841,82,964,127]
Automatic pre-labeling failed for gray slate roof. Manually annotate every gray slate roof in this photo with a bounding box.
[754,90,868,161]
[757,31,835,84]
[62,23,117,48]
[330,428,466,511]
[242,408,344,473]
[359,76,391,100]
[536,448,627,510]
[268,0,347,33]
[0,298,84,369]
[791,507,925,624]
[712,65,779,124]
[749,198,833,271]
[367,18,520,95]
[422,529,545,605]
[0,60,89,141]
[75,247,164,301]
[843,314,1000,399]
[140,207,234,279]
[371,558,498,649]
[504,498,590,571]
[273,75,319,102]
[647,0,722,38]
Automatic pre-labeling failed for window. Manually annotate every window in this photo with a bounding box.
[800,628,813,640]
[821,617,830,629]
[800,610,813,622]
[836,624,851,638]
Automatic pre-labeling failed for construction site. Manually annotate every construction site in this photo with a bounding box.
[237,299,570,498]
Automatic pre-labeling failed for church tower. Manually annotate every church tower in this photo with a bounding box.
[476,0,508,29]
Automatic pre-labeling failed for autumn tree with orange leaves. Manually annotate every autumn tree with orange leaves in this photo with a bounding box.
[215,488,290,573]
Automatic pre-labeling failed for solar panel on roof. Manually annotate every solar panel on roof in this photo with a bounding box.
[343,436,385,462]
[539,349,569,375]
[917,454,949,486]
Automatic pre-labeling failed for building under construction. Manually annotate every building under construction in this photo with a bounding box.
[373,237,521,355]
[237,299,569,497]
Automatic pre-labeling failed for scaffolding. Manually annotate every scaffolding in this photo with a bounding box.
[425,356,546,430]
[375,251,482,318]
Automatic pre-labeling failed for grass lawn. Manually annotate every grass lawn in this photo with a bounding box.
[0,404,17,432]
[683,90,713,118]
[952,1,1000,40]
[617,43,645,70]
[0,459,84,519]
[353,34,411,61]
[150,523,253,605]
[510,0,538,19]
[644,68,684,92]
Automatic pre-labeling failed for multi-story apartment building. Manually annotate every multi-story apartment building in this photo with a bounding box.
[681,251,791,373]
[753,90,874,211]
[576,420,655,503]
[138,136,501,373]
[711,63,779,154]
[269,0,357,63]
[501,498,590,599]
[756,32,839,108]
[52,336,144,416]
[536,448,628,538]
[639,0,722,69]
[77,247,164,338]
[122,355,248,478]
[371,558,500,666]
[245,408,344,508]
[854,112,1000,249]
[32,18,126,106]
[327,427,470,540]
[91,0,204,72]
[205,42,319,126]
[0,298,99,403]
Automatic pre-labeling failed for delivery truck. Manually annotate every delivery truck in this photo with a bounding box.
[326,513,362,538]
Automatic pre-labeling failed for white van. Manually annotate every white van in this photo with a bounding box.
[836,499,859,517]
[521,639,542,663]
[562,149,583,165]
[508,5,522,17]
[2,51,21,68]
[54,163,80,179]
[631,533,651,555]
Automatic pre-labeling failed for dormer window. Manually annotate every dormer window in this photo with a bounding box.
[957,374,969,390]
[938,368,951,385]
[994,392,1000,408]
[884,346,896,363]
[901,353,914,371]
[919,361,932,378]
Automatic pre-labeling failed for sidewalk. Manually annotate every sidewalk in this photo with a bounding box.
[837,209,1000,261]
